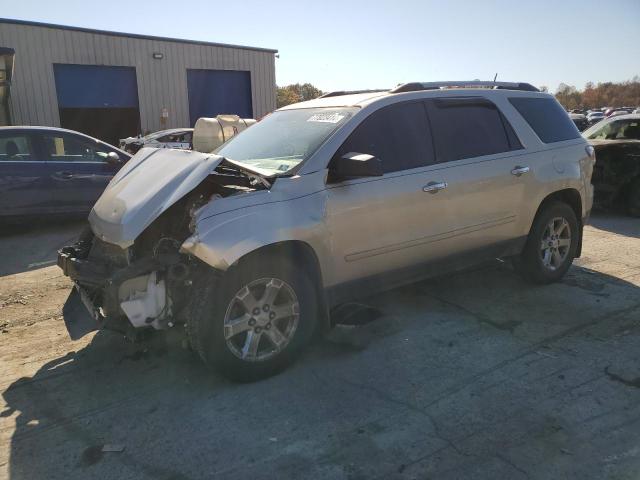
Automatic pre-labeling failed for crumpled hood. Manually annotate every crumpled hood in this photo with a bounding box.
[89,147,223,248]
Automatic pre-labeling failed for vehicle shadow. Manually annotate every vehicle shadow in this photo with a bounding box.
[0,218,85,276]
[1,328,221,479]
[2,261,640,479]
[589,210,640,239]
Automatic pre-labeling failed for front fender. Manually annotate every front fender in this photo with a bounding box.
[181,193,330,275]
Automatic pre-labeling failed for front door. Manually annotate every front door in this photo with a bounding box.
[41,131,120,212]
[324,101,457,291]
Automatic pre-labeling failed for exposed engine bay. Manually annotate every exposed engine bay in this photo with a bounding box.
[58,158,268,338]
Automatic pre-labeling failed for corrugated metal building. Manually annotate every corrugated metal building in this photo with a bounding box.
[0,18,277,144]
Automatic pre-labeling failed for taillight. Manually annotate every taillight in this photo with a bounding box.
[585,145,595,158]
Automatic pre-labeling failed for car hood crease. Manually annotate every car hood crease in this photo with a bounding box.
[89,147,224,248]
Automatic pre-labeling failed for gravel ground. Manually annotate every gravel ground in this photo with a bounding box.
[0,213,639,480]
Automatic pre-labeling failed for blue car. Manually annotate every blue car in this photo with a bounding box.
[0,126,131,219]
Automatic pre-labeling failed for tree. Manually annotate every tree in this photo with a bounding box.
[276,83,323,107]
[296,83,323,102]
[276,87,300,108]
[553,77,640,109]
[555,83,582,110]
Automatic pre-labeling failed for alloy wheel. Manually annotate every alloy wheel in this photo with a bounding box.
[223,277,300,362]
[539,217,571,271]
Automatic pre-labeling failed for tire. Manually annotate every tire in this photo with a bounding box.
[626,178,640,217]
[513,201,579,284]
[187,255,318,382]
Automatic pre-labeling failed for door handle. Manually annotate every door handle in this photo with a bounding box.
[423,181,448,193]
[511,166,530,177]
[55,171,74,179]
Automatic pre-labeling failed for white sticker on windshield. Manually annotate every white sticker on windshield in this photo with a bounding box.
[307,113,345,123]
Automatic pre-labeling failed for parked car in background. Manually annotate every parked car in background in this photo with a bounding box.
[583,114,640,216]
[587,111,605,126]
[119,128,194,154]
[0,126,130,220]
[609,109,632,118]
[58,81,594,381]
[570,113,589,131]
[605,108,631,117]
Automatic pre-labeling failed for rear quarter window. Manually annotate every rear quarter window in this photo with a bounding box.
[509,97,580,143]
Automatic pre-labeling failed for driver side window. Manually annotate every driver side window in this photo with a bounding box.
[333,101,435,173]
[43,133,104,162]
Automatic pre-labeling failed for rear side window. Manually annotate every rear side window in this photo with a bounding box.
[335,101,435,173]
[0,133,34,161]
[509,97,580,143]
[426,98,518,162]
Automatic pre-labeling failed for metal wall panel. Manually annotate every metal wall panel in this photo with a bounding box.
[0,20,277,133]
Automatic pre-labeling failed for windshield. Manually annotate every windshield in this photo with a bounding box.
[215,107,357,175]
[584,118,640,140]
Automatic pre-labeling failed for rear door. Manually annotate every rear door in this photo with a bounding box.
[0,129,55,217]
[41,131,122,212]
[423,97,528,252]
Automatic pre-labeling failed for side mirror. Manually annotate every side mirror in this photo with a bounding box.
[332,152,383,179]
[106,151,122,165]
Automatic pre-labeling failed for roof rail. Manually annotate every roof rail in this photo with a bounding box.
[319,89,388,98]
[391,81,540,93]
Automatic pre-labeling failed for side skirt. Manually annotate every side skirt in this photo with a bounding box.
[325,237,527,309]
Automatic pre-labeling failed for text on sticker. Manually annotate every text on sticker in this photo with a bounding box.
[307,113,345,123]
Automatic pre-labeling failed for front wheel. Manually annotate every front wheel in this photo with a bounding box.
[513,202,579,284]
[187,256,318,382]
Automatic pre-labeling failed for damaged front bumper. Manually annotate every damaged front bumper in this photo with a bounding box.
[57,238,187,340]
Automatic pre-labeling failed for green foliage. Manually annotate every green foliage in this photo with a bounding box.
[277,83,323,108]
[555,77,640,109]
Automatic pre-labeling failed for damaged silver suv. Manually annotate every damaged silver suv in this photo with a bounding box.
[58,81,595,381]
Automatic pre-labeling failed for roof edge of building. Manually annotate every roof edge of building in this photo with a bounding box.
[0,17,278,54]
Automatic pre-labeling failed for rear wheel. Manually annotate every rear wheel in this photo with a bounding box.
[513,202,579,284]
[187,256,318,382]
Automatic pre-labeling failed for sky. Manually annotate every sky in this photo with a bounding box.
[3,0,640,93]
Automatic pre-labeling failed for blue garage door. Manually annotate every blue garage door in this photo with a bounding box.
[187,69,253,126]
[53,64,139,108]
